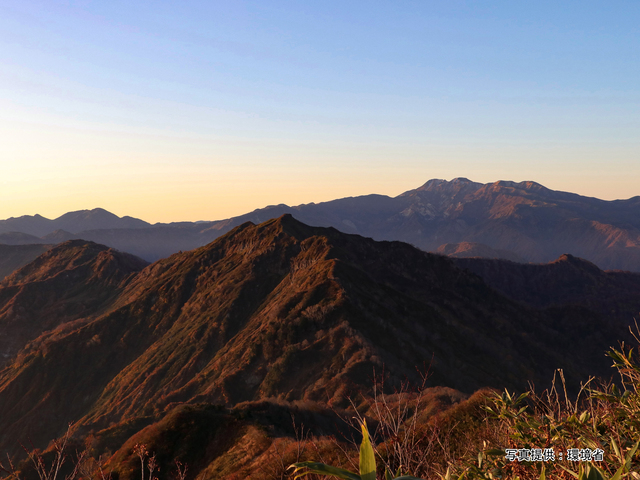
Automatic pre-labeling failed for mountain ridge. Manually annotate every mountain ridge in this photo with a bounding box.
[0,216,636,452]
[1,179,640,270]
[0,215,638,478]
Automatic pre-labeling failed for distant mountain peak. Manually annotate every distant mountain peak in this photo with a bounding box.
[418,177,473,188]
[452,177,473,183]
[57,208,119,221]
[410,177,483,195]
[491,180,548,192]
[552,253,601,272]
[422,178,445,188]
[1,178,639,272]
[1,239,147,290]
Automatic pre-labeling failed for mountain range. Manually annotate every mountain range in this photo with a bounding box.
[0,215,638,478]
[1,178,640,271]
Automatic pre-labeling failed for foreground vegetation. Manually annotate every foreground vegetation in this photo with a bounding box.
[3,337,640,480]
[290,337,640,480]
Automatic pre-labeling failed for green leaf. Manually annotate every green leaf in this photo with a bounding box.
[585,465,607,480]
[558,464,579,479]
[440,467,452,480]
[484,449,505,456]
[625,439,640,468]
[289,461,361,480]
[611,437,622,463]
[610,464,626,480]
[359,420,377,480]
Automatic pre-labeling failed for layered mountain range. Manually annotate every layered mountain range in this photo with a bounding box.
[1,178,639,271]
[0,215,638,478]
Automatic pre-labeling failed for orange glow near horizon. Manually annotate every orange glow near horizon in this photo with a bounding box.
[2,109,638,223]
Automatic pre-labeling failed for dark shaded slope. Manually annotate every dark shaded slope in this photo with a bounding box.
[452,254,640,326]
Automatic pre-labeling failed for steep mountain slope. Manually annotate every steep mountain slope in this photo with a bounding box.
[0,244,53,280]
[453,254,640,323]
[0,216,634,463]
[0,241,148,366]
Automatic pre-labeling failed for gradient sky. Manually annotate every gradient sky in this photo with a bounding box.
[1,1,639,223]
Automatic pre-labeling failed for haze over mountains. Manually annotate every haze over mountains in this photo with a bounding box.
[2,178,639,272]
[0,215,638,478]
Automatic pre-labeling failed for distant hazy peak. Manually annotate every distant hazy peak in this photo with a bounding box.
[56,207,118,220]
[489,180,548,191]
[402,178,562,200]
[452,177,474,184]
[420,178,445,188]
[408,177,482,194]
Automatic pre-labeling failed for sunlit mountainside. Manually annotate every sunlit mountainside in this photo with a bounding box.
[0,215,638,478]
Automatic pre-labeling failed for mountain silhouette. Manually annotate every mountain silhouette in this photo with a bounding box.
[1,179,639,270]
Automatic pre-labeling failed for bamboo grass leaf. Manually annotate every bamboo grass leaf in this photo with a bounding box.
[610,464,626,480]
[289,461,361,480]
[558,464,579,479]
[610,437,621,463]
[624,439,640,468]
[359,421,376,480]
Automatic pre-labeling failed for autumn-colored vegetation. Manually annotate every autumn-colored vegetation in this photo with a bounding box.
[3,336,640,480]
[0,216,639,479]
[290,339,640,480]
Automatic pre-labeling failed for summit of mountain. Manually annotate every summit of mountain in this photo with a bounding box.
[0,214,53,237]
[0,208,151,237]
[0,215,635,464]
[1,239,148,287]
[55,208,151,233]
[0,240,148,367]
[0,244,53,280]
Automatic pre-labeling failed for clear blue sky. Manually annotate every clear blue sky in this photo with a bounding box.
[1,1,638,222]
